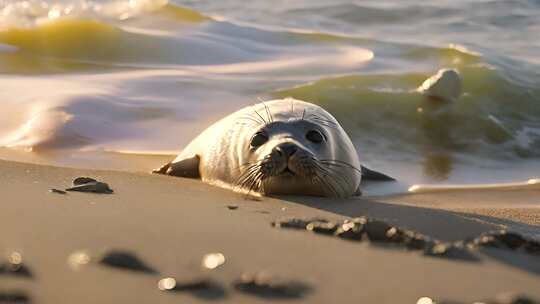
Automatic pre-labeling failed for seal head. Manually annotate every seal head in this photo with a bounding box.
[154,98,392,197]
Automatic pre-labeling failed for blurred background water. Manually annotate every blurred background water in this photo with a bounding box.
[0,0,539,189]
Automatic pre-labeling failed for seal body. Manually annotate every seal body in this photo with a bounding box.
[154,98,390,197]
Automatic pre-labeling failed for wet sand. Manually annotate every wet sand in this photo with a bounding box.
[1,158,540,303]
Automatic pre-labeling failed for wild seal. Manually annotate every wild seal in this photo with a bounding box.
[153,98,393,197]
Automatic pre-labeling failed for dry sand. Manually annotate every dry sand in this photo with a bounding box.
[1,158,540,303]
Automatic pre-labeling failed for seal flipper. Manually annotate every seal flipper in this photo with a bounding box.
[152,155,201,178]
[361,166,395,181]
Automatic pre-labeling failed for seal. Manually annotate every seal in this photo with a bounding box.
[153,98,393,197]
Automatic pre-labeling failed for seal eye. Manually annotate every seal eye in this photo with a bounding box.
[250,132,268,148]
[306,130,324,143]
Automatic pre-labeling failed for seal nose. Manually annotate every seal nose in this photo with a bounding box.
[274,143,298,159]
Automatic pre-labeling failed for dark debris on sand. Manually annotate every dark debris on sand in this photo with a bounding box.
[99,250,156,273]
[469,230,540,256]
[233,272,311,299]
[49,188,67,195]
[0,253,32,278]
[159,277,227,300]
[439,293,539,304]
[65,177,113,194]
[272,217,537,261]
[0,291,31,303]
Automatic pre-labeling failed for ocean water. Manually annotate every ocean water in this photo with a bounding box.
[0,0,539,190]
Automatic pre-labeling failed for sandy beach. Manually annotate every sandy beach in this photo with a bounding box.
[1,158,539,303]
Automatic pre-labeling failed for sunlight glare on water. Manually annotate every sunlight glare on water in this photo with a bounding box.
[0,0,538,188]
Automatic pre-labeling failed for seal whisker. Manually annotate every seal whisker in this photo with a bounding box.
[260,100,274,123]
[251,105,268,125]
[314,170,339,197]
[318,165,348,197]
[319,159,362,174]
[318,164,355,195]
[236,114,265,126]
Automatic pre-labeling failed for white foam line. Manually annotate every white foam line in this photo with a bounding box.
[408,179,540,193]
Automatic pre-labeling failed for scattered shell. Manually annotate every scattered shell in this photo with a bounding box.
[49,188,67,194]
[202,253,225,270]
[66,182,113,194]
[73,177,97,185]
[99,250,156,273]
[233,272,311,299]
[0,252,32,277]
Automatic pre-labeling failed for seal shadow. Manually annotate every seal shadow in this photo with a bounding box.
[274,195,540,276]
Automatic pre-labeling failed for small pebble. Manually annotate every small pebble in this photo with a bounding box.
[233,272,310,299]
[66,182,113,194]
[364,220,393,242]
[271,217,327,230]
[306,221,337,235]
[0,252,32,277]
[158,277,227,299]
[99,250,156,273]
[0,291,30,303]
[335,220,365,241]
[227,205,238,210]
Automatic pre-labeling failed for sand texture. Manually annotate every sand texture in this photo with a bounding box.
[1,159,540,303]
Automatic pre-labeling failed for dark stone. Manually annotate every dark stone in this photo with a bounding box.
[167,278,227,300]
[364,220,393,242]
[0,291,30,303]
[0,263,32,278]
[66,182,113,194]
[335,220,365,241]
[49,188,67,194]
[233,272,311,299]
[385,227,406,243]
[227,205,238,210]
[471,231,527,251]
[524,240,540,255]
[271,217,327,230]
[306,221,337,235]
[494,231,527,250]
[402,231,430,250]
[99,250,156,273]
[0,254,32,278]
[493,293,539,304]
[73,177,97,185]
